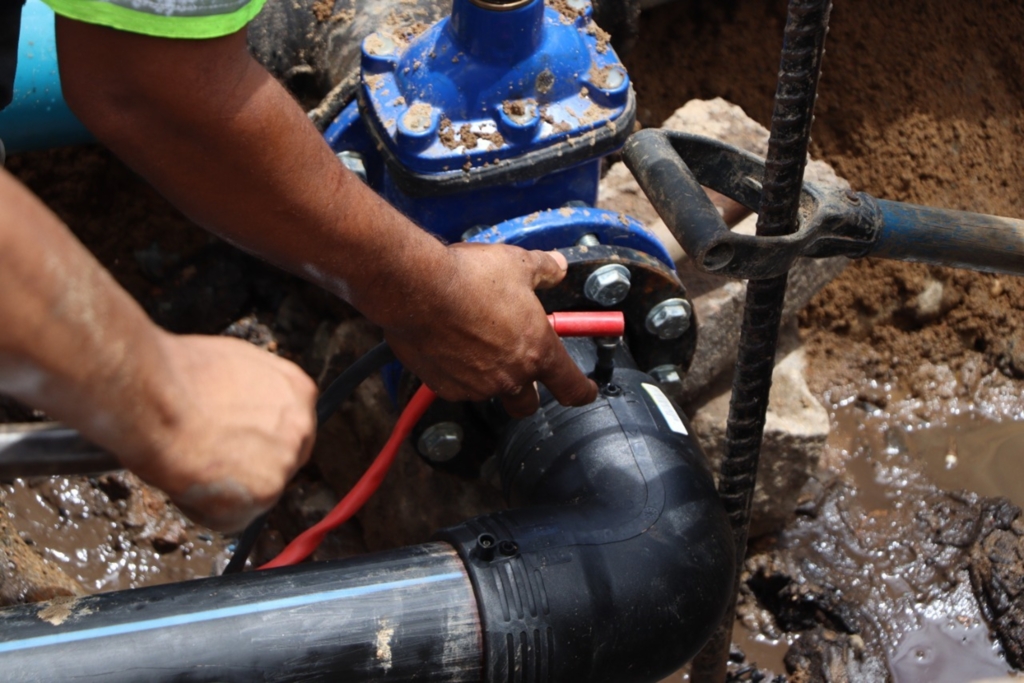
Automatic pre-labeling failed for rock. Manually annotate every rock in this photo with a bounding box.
[222,315,279,352]
[783,626,889,683]
[661,98,850,192]
[0,501,85,606]
[968,499,1024,669]
[912,278,945,322]
[691,349,830,537]
[598,98,851,404]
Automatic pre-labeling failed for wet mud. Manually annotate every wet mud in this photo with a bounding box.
[665,398,1024,683]
[2,473,232,592]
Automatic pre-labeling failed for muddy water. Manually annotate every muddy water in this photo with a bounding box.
[908,416,1024,510]
[765,399,1019,682]
[2,474,232,592]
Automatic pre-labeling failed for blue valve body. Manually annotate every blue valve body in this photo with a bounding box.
[325,0,663,261]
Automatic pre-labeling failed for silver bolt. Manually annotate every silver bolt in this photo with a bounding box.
[366,32,396,56]
[584,264,631,306]
[648,364,682,387]
[645,298,692,339]
[576,233,600,247]
[598,66,626,91]
[602,67,626,90]
[335,151,366,182]
[417,422,464,463]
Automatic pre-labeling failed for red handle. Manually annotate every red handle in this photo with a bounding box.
[547,311,625,337]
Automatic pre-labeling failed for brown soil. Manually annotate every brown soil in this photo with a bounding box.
[626,0,1024,413]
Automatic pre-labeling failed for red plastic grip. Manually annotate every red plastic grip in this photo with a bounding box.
[547,311,625,337]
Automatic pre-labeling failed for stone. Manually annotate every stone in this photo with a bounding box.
[690,349,830,537]
[968,500,1024,670]
[597,98,851,404]
[783,626,889,683]
[0,501,85,606]
[913,278,945,322]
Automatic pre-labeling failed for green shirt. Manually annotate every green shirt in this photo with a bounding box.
[42,0,267,39]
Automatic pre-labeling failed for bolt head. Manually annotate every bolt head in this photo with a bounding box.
[417,422,464,462]
[584,264,631,307]
[365,32,395,56]
[602,67,626,90]
[645,298,692,340]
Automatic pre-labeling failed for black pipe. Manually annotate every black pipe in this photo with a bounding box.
[0,543,482,681]
[689,1,832,680]
[0,423,118,479]
[0,340,733,682]
[438,338,734,683]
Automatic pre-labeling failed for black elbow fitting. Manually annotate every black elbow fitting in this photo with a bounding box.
[0,339,732,682]
[437,338,735,683]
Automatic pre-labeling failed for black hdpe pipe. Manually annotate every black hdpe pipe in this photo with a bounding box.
[0,338,734,682]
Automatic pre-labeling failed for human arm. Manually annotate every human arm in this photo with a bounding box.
[0,168,317,531]
[54,21,597,417]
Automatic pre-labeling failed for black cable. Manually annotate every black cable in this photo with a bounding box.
[222,341,396,574]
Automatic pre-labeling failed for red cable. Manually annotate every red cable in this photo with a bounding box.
[259,384,436,569]
[261,311,625,569]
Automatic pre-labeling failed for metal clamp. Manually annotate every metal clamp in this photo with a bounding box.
[622,129,882,280]
[623,129,1024,280]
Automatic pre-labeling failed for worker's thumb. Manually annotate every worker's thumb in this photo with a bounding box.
[531,250,569,290]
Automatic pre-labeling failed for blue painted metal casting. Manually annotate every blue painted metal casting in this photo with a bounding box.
[358,0,629,177]
[326,0,663,258]
[466,205,674,267]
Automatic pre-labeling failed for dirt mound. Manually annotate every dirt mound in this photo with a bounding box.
[628,0,1023,221]
[801,260,1024,400]
[626,0,1024,417]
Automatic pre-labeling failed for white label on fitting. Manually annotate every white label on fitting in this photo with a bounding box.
[642,383,688,435]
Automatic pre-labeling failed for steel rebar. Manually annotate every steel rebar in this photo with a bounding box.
[689,0,833,680]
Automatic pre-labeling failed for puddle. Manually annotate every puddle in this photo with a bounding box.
[816,403,1019,682]
[890,617,1010,683]
[907,416,1024,509]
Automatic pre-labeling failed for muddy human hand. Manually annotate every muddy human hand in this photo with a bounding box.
[126,335,318,532]
[384,243,598,418]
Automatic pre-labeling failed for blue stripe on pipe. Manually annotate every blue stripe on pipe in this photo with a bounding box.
[0,571,464,654]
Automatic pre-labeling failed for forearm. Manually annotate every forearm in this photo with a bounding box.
[0,170,181,464]
[54,19,597,411]
[55,22,452,330]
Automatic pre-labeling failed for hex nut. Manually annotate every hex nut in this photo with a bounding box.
[645,298,692,340]
[584,264,631,307]
[417,422,464,462]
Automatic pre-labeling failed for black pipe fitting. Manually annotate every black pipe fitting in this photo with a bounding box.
[0,340,733,683]
[438,338,735,683]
